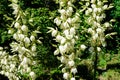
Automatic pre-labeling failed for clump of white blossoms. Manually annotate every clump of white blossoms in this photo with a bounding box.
[0,0,41,80]
[85,0,114,69]
[48,0,81,79]
[0,47,20,80]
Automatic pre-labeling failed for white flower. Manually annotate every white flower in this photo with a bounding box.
[97,8,102,13]
[71,67,77,74]
[68,60,75,67]
[70,27,75,35]
[21,25,28,32]
[14,22,20,28]
[97,1,102,6]
[68,1,72,6]
[64,30,69,37]
[91,0,96,3]
[104,22,109,27]
[27,67,31,72]
[31,45,36,52]
[93,8,98,13]
[60,2,64,7]
[23,57,30,64]
[56,35,64,42]
[61,38,66,44]
[92,33,98,40]
[67,18,72,24]
[60,56,66,63]
[97,47,101,52]
[24,37,30,44]
[88,8,92,13]
[63,22,69,29]
[54,18,61,26]
[63,73,69,79]
[91,4,96,8]
[30,35,35,42]
[89,47,94,53]
[58,9,66,15]
[18,34,25,41]
[13,33,18,40]
[103,5,108,10]
[59,45,66,54]
[54,49,59,55]
[80,44,86,51]
[0,47,3,50]
[71,77,76,80]
[29,72,36,80]
[96,28,102,34]
[85,10,89,16]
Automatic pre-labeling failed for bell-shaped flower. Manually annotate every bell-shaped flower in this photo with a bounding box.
[68,60,75,67]
[14,22,20,28]
[29,71,36,80]
[63,73,69,79]
[30,35,35,42]
[80,44,86,51]
[21,25,28,32]
[59,45,66,54]
[71,67,77,74]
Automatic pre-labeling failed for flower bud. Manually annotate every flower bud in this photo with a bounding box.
[52,30,58,37]
[104,22,109,27]
[103,5,108,10]
[21,25,28,32]
[54,49,59,55]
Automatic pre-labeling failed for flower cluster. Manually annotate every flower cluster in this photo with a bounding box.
[0,0,41,80]
[0,47,20,80]
[85,0,113,52]
[48,0,81,79]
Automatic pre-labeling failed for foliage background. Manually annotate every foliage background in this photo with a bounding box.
[0,0,120,80]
